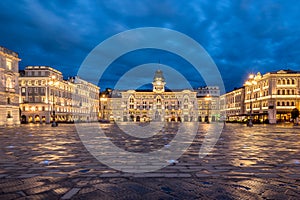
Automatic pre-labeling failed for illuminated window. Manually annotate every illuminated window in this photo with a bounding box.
[6,59,12,70]
[277,80,281,85]
[282,79,286,84]
[6,77,12,89]
[7,111,12,118]
[129,97,134,103]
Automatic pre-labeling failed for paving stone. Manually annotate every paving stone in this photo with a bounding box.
[61,188,81,199]
[0,124,300,199]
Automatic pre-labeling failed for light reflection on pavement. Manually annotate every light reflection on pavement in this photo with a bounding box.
[0,123,299,199]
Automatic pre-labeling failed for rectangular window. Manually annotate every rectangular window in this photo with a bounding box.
[6,59,12,70]
[21,87,26,93]
[7,111,12,118]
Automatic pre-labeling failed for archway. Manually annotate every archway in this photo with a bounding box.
[136,116,140,122]
[28,116,33,123]
[130,115,134,121]
[177,117,181,122]
[205,116,208,122]
[212,116,216,122]
[123,116,128,122]
[21,115,27,124]
[184,115,188,122]
[35,115,40,123]
[198,116,202,122]
[142,115,148,122]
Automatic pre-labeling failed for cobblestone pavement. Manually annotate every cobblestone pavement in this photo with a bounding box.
[0,123,299,199]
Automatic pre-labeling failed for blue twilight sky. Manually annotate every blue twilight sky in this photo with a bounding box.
[0,0,299,92]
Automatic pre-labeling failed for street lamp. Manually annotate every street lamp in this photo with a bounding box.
[205,94,212,123]
[49,75,58,127]
[245,74,257,127]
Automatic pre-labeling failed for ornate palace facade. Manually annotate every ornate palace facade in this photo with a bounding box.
[100,70,221,122]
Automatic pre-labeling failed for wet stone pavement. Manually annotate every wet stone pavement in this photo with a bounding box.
[0,123,300,199]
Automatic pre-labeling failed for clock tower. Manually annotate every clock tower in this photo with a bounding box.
[152,70,166,93]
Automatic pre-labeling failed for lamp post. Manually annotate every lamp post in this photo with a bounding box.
[245,74,257,127]
[49,75,58,127]
[205,94,211,123]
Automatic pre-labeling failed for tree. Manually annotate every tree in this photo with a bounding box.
[291,108,299,125]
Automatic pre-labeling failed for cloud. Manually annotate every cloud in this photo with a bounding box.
[0,0,299,92]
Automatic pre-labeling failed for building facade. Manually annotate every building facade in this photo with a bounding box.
[244,70,300,123]
[19,66,99,123]
[221,70,300,123]
[220,87,245,122]
[100,70,221,122]
[0,46,20,126]
[195,86,221,122]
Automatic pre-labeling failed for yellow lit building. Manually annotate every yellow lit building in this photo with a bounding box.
[220,87,245,122]
[0,46,21,126]
[196,86,221,122]
[19,66,99,123]
[221,69,300,124]
[244,70,300,123]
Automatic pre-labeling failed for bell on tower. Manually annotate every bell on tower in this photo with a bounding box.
[152,70,166,93]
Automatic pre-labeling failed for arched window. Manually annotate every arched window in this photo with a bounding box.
[282,102,285,106]
[287,79,290,84]
[129,97,134,103]
[6,77,12,89]
[277,79,281,85]
[291,102,295,106]
[156,97,161,104]
[282,79,286,84]
[292,79,295,84]
[277,102,280,106]
[286,102,289,106]
[277,90,280,95]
